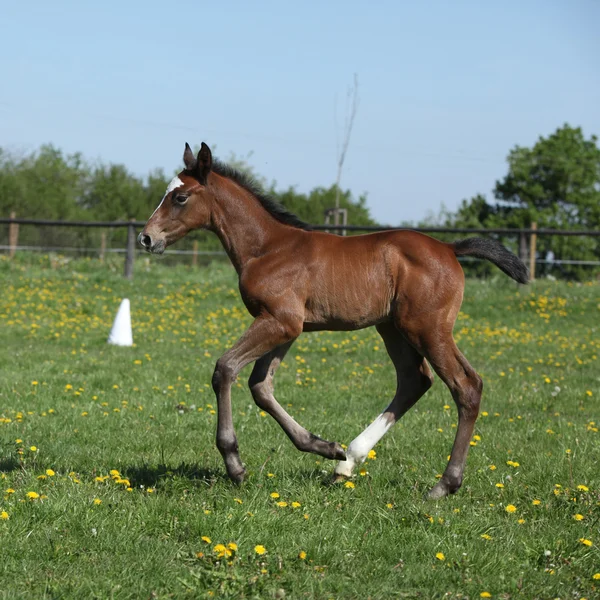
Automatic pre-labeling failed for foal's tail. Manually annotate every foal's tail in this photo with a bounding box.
[452,238,529,284]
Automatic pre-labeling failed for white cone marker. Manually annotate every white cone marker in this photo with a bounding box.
[108,298,133,346]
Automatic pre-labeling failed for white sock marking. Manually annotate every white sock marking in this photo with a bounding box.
[335,413,394,477]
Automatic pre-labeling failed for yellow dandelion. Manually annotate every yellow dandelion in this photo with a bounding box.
[1,511,8,520]
[579,538,593,547]
[201,536,211,544]
[270,492,280,499]
[359,468,367,476]
[386,503,394,509]
[227,542,238,551]
[46,469,55,477]
[15,439,22,444]
[367,450,376,460]
[489,465,496,471]
[233,498,243,504]
[93,498,102,505]
[481,534,492,540]
[480,593,492,599]
[435,552,445,561]
[5,488,15,495]
[532,499,541,506]
[573,514,584,521]
[505,504,517,513]
[26,491,40,499]
[518,518,525,524]
[577,485,589,492]
[254,544,266,555]
[291,501,301,508]
[593,573,600,580]
[495,483,504,488]
[29,446,37,452]
[344,481,355,489]
[298,550,307,560]
[267,473,275,478]
[276,501,288,508]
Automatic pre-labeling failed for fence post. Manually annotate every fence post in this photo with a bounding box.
[529,222,537,281]
[192,240,198,267]
[99,231,106,263]
[124,219,136,279]
[8,211,19,258]
[518,230,528,263]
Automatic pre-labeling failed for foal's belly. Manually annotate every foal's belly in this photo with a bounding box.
[302,279,392,332]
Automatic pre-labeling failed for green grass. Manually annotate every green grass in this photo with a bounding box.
[1,254,599,599]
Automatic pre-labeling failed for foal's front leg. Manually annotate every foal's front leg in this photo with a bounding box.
[249,344,346,461]
[211,315,302,483]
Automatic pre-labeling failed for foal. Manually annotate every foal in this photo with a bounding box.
[139,143,528,499]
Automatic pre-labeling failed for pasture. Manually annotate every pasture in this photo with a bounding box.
[0,254,598,599]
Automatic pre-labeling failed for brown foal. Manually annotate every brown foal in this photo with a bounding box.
[139,143,528,499]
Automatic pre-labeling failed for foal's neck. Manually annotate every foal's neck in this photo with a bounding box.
[208,175,292,274]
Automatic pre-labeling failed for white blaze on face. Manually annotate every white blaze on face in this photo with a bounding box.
[150,176,185,218]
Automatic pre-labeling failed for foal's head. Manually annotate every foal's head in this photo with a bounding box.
[139,143,215,254]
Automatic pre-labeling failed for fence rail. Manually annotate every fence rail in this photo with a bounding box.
[2,215,599,280]
[2,217,600,236]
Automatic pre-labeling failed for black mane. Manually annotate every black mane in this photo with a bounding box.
[211,160,312,231]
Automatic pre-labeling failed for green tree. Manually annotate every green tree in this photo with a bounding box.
[274,184,376,229]
[446,125,600,279]
[0,145,90,249]
[494,125,600,229]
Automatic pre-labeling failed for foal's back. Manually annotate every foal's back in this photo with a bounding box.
[292,229,463,332]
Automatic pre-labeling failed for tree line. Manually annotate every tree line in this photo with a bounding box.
[0,145,375,252]
[1,124,598,278]
[435,124,600,279]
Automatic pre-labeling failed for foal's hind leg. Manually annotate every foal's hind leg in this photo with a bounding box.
[249,343,346,460]
[405,328,483,499]
[333,322,433,479]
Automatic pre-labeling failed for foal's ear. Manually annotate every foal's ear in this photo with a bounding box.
[183,142,197,171]
[196,142,212,184]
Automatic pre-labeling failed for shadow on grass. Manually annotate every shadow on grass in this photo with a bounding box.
[0,456,20,473]
[124,462,222,489]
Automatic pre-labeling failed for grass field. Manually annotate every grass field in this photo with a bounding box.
[1,254,599,599]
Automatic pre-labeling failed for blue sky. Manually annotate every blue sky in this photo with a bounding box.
[1,0,599,224]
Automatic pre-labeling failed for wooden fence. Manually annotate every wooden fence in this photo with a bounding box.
[2,214,600,280]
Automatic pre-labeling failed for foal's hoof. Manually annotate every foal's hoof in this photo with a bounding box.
[331,442,347,462]
[227,468,246,485]
[427,481,449,500]
[331,472,349,484]
[427,478,459,500]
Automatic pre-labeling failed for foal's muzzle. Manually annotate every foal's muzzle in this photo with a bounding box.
[138,232,165,254]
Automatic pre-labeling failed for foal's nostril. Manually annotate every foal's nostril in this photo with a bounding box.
[139,233,152,248]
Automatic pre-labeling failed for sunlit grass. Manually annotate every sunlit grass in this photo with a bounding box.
[1,254,599,599]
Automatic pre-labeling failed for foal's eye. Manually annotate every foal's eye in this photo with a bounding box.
[174,194,188,205]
